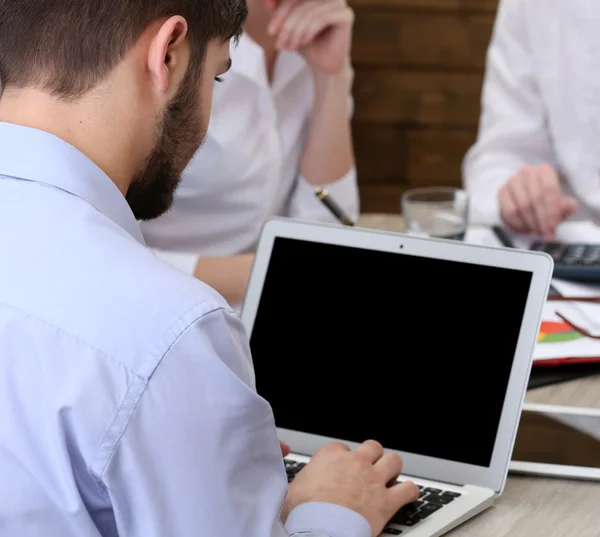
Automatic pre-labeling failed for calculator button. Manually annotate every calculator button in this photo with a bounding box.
[550,247,567,261]
[562,257,579,265]
[583,256,600,266]
[564,246,584,260]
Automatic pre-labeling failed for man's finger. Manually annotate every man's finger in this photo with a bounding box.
[354,439,384,464]
[316,442,351,457]
[373,452,404,484]
[280,440,291,457]
[387,481,420,510]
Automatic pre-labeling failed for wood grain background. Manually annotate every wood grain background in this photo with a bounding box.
[349,0,499,212]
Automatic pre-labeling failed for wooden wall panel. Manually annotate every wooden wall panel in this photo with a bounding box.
[353,127,476,185]
[353,71,484,127]
[359,185,409,214]
[350,0,497,11]
[349,0,498,213]
[352,11,494,69]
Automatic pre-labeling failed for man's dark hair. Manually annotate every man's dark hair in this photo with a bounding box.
[0,0,247,99]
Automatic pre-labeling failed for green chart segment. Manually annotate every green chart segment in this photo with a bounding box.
[538,321,584,344]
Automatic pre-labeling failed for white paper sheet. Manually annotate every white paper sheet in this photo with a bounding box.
[551,278,600,297]
[534,302,600,360]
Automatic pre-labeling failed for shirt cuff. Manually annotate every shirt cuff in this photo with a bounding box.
[287,168,359,224]
[468,185,503,228]
[285,502,371,537]
[151,249,199,276]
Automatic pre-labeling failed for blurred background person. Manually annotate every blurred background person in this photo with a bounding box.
[462,0,599,242]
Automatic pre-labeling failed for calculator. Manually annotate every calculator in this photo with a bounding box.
[529,242,600,281]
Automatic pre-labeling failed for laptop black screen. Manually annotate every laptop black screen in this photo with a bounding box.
[249,237,533,467]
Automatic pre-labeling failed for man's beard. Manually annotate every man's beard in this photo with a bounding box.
[126,67,206,221]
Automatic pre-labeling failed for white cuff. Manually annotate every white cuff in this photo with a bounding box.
[151,249,199,276]
[468,186,503,227]
[286,502,371,537]
[286,168,359,224]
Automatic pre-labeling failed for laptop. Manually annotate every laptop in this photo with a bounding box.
[240,218,553,537]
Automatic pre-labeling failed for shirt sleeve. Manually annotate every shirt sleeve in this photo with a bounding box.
[462,0,557,226]
[98,307,369,537]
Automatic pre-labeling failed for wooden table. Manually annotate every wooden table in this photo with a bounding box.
[357,213,600,536]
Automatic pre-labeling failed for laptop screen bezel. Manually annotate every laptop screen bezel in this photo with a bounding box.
[241,217,553,494]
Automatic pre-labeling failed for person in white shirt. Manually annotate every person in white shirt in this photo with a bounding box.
[462,0,600,241]
[141,0,359,307]
[0,1,418,536]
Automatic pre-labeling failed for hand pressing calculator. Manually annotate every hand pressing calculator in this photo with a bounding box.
[492,226,600,281]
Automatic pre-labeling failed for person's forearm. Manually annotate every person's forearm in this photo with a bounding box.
[194,254,254,305]
[300,64,355,185]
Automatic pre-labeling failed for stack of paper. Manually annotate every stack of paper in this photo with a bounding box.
[534,279,600,364]
[534,302,600,363]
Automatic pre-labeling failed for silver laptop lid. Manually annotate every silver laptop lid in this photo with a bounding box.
[241,219,552,493]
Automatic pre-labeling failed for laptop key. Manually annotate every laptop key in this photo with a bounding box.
[402,517,419,527]
[423,487,441,494]
[384,528,403,535]
[418,503,443,519]
[426,493,454,505]
[390,504,419,525]
[390,503,420,526]
[441,491,461,498]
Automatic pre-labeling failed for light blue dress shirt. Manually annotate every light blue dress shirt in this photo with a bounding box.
[0,123,370,537]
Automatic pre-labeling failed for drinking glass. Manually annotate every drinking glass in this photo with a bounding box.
[402,187,469,241]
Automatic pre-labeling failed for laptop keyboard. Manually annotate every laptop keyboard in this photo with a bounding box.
[284,460,462,535]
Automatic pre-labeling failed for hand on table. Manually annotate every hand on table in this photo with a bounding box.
[499,163,579,241]
[282,440,419,536]
[267,0,354,76]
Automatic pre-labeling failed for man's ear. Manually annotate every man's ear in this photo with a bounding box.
[147,16,189,99]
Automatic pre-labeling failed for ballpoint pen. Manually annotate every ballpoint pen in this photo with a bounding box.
[314,187,355,226]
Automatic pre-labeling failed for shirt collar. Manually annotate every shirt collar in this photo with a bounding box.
[0,122,145,245]
[230,32,308,92]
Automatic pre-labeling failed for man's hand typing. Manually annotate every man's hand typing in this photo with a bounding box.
[283,440,419,536]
